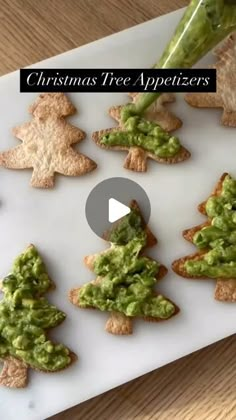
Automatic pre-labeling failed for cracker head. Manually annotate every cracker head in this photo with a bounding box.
[29,93,76,119]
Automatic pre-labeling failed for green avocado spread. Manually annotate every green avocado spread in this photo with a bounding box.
[79,210,175,319]
[101,116,181,158]
[185,174,236,278]
[0,246,71,371]
[106,208,145,245]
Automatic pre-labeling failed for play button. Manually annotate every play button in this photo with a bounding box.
[85,177,151,239]
[108,198,130,223]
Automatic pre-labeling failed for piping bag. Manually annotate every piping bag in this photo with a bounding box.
[122,0,236,121]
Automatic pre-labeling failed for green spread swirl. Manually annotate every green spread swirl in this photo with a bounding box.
[101,116,181,158]
[0,246,71,371]
[185,174,236,278]
[78,211,175,319]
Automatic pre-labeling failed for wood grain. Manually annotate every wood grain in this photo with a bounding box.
[0,0,188,76]
[52,335,236,420]
[0,1,235,419]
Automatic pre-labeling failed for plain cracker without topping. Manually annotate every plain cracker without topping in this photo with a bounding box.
[172,173,236,302]
[92,93,190,172]
[0,93,97,188]
[69,201,179,335]
[185,33,236,127]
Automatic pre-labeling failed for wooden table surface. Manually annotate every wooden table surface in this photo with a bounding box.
[0,0,235,419]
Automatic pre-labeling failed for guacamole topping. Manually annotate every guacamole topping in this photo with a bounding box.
[185,174,236,278]
[79,210,175,318]
[101,116,181,158]
[122,0,236,120]
[106,207,145,245]
[0,246,71,371]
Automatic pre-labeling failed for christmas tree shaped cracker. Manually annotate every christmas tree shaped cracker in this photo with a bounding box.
[0,245,76,388]
[185,33,236,127]
[92,93,190,172]
[111,93,183,132]
[172,173,236,302]
[0,93,97,188]
[69,201,179,335]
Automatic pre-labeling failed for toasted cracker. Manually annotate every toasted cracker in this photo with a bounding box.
[172,251,208,279]
[185,92,223,109]
[131,200,157,247]
[33,350,77,375]
[84,199,162,274]
[69,302,131,335]
[105,312,133,335]
[110,93,182,132]
[173,173,236,302]
[183,222,211,243]
[69,286,178,335]
[92,129,190,173]
[143,295,180,322]
[185,33,236,127]
[106,295,180,334]
[69,287,133,335]
[68,287,80,306]
[69,200,179,335]
[0,244,77,388]
[0,356,28,388]
[92,89,189,172]
[198,173,228,215]
[214,279,236,302]
[173,252,236,302]
[0,93,96,188]
[0,351,77,389]
[103,200,157,248]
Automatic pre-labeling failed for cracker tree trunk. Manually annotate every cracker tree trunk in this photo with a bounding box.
[215,279,236,302]
[124,147,147,172]
[30,168,54,188]
[222,110,236,127]
[105,311,132,335]
[0,356,28,388]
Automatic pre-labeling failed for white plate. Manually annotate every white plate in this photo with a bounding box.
[0,7,235,420]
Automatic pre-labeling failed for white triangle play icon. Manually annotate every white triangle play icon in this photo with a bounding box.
[108,198,131,223]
